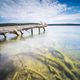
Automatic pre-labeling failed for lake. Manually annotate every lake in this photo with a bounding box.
[0,25,80,80]
[0,25,80,60]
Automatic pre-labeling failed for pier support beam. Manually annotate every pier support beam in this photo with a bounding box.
[4,34,6,39]
[3,33,6,39]
[0,33,6,40]
[13,31,20,36]
[43,27,45,32]
[38,28,40,34]
[0,53,1,61]
[19,30,23,37]
[31,28,33,36]
[1,33,6,39]
[13,28,21,36]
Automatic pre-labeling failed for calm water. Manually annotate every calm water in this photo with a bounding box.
[0,25,80,63]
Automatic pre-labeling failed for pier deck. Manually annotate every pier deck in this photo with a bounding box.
[0,23,47,38]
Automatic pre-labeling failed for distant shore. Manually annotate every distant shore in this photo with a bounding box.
[48,24,80,26]
[0,23,41,27]
[0,23,80,27]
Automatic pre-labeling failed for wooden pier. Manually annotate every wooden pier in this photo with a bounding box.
[0,23,47,39]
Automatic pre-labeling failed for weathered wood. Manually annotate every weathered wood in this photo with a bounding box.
[0,23,47,38]
[19,30,23,37]
[31,28,33,36]
[0,53,1,61]
[13,28,21,36]
[0,33,6,39]
[38,28,40,34]
[43,27,45,32]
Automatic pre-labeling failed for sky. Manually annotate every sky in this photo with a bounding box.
[0,0,80,24]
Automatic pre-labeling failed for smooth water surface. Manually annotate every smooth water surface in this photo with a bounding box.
[0,26,80,62]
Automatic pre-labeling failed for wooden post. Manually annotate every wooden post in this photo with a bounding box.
[0,33,6,40]
[19,30,23,37]
[4,33,6,39]
[13,31,19,36]
[43,27,45,32]
[39,28,40,34]
[31,28,33,36]
[0,53,1,61]
[13,28,20,36]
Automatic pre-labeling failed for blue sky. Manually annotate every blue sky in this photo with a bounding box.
[0,0,80,23]
[59,0,80,7]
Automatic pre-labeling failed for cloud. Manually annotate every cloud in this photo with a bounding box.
[52,13,80,23]
[0,0,80,23]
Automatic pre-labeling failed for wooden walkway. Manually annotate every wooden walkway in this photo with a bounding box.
[0,23,47,38]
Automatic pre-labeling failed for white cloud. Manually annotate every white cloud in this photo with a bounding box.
[56,13,80,20]
[0,0,80,23]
